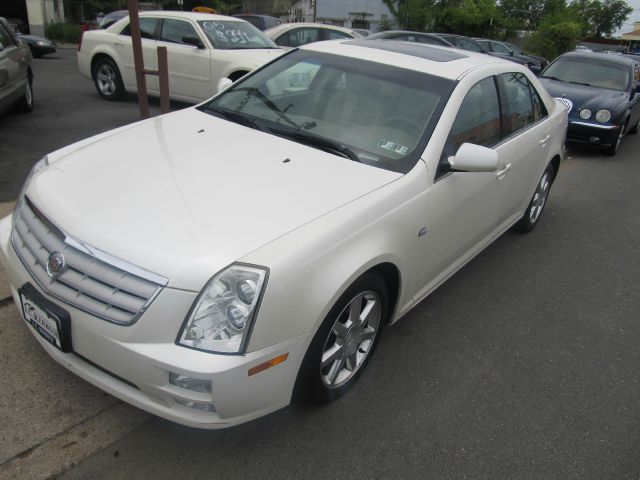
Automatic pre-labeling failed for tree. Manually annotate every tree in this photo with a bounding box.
[569,0,633,37]
[527,14,582,57]
[434,0,501,36]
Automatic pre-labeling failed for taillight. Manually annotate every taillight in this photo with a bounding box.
[78,32,83,51]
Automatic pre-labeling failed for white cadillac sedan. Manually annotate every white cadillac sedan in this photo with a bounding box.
[1,40,567,428]
[77,11,284,103]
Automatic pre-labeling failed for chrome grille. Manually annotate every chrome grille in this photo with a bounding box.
[11,198,168,325]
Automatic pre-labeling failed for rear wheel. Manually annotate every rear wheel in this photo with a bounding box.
[514,163,554,233]
[15,78,33,113]
[295,272,388,403]
[92,57,125,100]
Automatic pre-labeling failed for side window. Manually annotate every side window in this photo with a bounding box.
[502,72,544,135]
[325,30,351,40]
[0,23,14,48]
[120,18,158,39]
[160,19,198,45]
[491,42,511,54]
[447,77,502,155]
[277,28,319,47]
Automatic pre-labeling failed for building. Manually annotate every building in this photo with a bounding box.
[621,21,640,53]
[0,0,65,36]
[287,0,396,32]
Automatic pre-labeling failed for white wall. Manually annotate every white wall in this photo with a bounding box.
[26,0,65,37]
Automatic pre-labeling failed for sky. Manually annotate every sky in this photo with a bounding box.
[615,0,640,36]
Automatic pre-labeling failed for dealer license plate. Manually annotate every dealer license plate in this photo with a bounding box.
[20,290,64,350]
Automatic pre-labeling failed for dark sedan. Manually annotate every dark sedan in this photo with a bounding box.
[539,51,640,156]
[366,30,453,47]
[14,31,56,57]
[474,38,542,74]
[431,34,487,53]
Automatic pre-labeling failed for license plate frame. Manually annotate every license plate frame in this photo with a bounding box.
[19,283,72,353]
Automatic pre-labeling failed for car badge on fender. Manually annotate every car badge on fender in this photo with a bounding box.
[46,251,66,279]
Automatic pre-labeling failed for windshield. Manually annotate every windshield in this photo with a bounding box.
[199,50,454,173]
[542,57,630,91]
[197,20,277,49]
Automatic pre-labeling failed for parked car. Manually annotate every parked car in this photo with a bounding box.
[0,17,33,116]
[351,28,371,37]
[367,30,453,47]
[474,38,542,74]
[502,41,548,69]
[98,10,128,29]
[232,14,282,31]
[431,33,487,52]
[265,23,361,47]
[13,30,56,58]
[539,51,640,155]
[77,11,284,103]
[1,40,567,428]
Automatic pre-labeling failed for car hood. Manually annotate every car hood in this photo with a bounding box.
[28,108,400,291]
[539,78,627,111]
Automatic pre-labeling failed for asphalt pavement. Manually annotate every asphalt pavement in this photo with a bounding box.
[1,48,640,479]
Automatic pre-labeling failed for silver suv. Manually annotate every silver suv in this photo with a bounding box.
[0,17,33,116]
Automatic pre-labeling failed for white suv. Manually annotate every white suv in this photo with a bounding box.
[77,11,284,103]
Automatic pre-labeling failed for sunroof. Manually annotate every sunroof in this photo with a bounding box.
[344,40,468,62]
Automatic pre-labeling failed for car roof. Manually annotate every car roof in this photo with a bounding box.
[301,39,514,80]
[558,50,636,66]
[137,11,248,22]
[265,23,357,37]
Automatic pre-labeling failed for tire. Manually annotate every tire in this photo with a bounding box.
[605,120,625,156]
[629,118,639,135]
[514,163,554,233]
[295,272,388,403]
[15,78,34,113]
[92,57,125,100]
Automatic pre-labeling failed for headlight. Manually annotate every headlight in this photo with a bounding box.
[36,41,49,46]
[579,108,592,120]
[595,109,611,123]
[177,264,268,354]
[13,156,48,225]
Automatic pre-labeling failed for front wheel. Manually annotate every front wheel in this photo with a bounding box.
[15,78,33,113]
[606,121,625,156]
[514,163,554,233]
[295,272,388,403]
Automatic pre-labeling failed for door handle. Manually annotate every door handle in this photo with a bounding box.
[496,163,511,177]
[114,41,124,46]
[539,134,551,145]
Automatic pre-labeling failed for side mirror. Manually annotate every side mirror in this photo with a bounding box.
[182,35,205,49]
[216,77,233,94]
[449,143,499,173]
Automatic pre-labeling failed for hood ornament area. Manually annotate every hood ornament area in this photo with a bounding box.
[46,251,66,279]
[555,97,573,112]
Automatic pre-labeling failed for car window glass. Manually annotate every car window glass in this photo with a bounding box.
[417,36,439,45]
[120,18,157,39]
[530,82,548,122]
[160,19,198,45]
[447,76,502,154]
[325,30,350,40]
[492,42,511,54]
[0,23,13,48]
[502,72,536,135]
[264,59,322,96]
[277,28,319,47]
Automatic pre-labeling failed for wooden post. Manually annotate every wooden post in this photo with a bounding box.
[157,46,170,114]
[127,0,149,119]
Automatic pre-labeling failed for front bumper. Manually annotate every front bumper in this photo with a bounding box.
[566,120,620,148]
[32,44,56,56]
[0,214,309,429]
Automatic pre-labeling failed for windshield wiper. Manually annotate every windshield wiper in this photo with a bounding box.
[205,105,268,132]
[540,75,562,81]
[270,127,361,163]
[568,80,593,87]
[232,87,300,128]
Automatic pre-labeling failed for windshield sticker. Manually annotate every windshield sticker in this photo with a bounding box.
[377,139,409,155]
[201,21,250,44]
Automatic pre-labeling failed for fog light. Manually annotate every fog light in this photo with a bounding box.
[169,373,212,393]
[588,136,600,143]
[173,397,216,412]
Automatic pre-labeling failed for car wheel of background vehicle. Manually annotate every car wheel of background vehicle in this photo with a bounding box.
[295,272,388,403]
[15,78,34,113]
[28,45,41,58]
[606,121,626,156]
[514,163,554,233]
[92,58,125,100]
[629,118,639,135]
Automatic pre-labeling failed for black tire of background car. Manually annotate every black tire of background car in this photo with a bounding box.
[513,163,555,233]
[28,45,41,59]
[15,78,33,113]
[92,57,125,101]
[294,272,388,404]
[606,120,626,156]
[629,118,639,135]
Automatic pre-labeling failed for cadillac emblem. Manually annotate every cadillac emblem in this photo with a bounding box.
[46,251,66,279]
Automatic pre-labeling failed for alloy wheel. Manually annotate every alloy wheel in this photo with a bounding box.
[529,170,551,224]
[96,64,117,96]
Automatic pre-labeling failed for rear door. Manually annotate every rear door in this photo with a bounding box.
[157,18,211,101]
[113,17,159,92]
